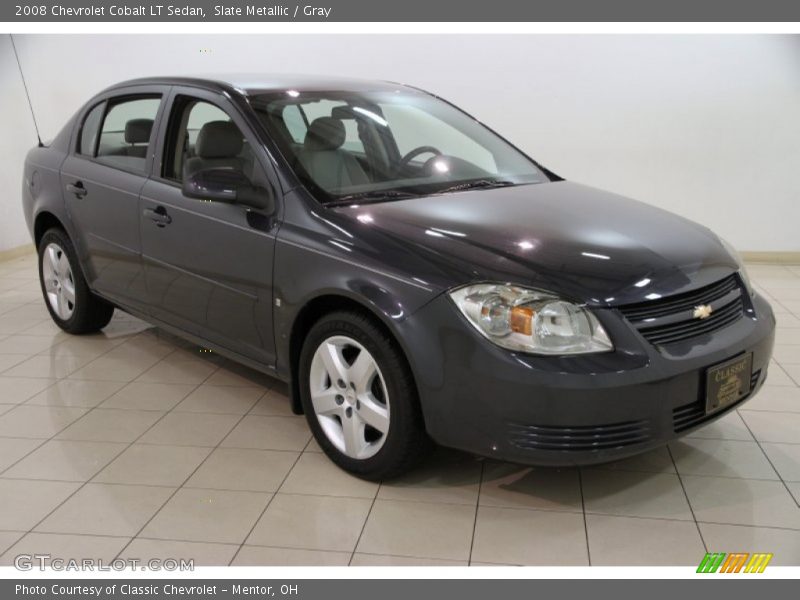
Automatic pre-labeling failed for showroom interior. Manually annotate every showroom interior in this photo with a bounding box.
[0,34,799,567]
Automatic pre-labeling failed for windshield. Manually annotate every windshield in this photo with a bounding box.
[250,89,551,204]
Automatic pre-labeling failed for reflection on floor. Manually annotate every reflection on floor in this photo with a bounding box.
[0,253,799,566]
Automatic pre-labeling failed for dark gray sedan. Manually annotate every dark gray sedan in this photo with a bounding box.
[22,75,775,479]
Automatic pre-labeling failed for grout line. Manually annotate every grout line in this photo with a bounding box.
[683,435,800,445]
[577,467,592,566]
[0,333,147,476]
[5,467,800,524]
[0,438,49,473]
[737,411,800,510]
[0,437,308,450]
[348,548,468,565]
[347,550,466,565]
[0,354,34,375]
[227,404,306,567]
[771,360,800,387]
[3,456,799,488]
[739,408,800,415]
[23,515,800,555]
[466,460,484,567]
[0,476,171,488]
[693,519,800,532]
[106,439,303,450]
[0,530,28,558]
[582,511,800,532]
[347,480,380,566]
[0,529,126,541]
[666,444,708,553]
[4,326,227,548]
[110,363,258,562]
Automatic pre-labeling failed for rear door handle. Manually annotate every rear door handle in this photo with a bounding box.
[66,181,87,198]
[143,207,172,227]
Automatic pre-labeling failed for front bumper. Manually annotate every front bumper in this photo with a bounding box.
[402,291,776,466]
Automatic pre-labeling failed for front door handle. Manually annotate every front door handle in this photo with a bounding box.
[143,206,172,227]
[66,181,87,198]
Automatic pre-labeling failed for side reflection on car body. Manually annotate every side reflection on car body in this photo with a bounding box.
[22,75,775,479]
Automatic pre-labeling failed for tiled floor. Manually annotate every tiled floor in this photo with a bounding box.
[0,253,799,567]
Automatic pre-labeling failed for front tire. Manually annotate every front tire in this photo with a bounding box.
[38,228,114,334]
[299,310,431,480]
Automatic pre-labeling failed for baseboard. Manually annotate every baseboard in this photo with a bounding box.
[0,244,35,263]
[741,251,800,264]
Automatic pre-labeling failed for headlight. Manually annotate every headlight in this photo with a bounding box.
[449,284,613,355]
[719,236,754,296]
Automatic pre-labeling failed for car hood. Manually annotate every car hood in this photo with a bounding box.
[331,181,739,307]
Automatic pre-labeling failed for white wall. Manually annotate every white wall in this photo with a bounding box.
[4,34,800,252]
[0,35,40,251]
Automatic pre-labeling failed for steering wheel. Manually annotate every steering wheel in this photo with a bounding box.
[397,146,443,172]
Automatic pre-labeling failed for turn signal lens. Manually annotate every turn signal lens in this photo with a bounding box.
[449,284,613,355]
[509,306,534,335]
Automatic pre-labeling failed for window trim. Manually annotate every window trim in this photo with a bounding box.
[70,87,166,179]
[76,100,106,158]
[141,85,288,222]
[151,87,282,202]
[92,94,163,176]
[160,95,242,183]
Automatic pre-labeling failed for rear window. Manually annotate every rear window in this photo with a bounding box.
[94,96,161,173]
[78,102,104,156]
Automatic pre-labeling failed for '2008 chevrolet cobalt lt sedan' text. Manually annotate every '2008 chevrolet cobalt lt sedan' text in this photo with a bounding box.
[22,75,775,479]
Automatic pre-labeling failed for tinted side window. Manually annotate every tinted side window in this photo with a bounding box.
[78,103,104,156]
[163,97,252,183]
[95,96,161,173]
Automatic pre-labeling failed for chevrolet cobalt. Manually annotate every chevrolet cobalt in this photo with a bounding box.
[22,76,775,479]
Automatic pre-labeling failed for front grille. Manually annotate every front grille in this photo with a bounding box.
[618,274,745,346]
[635,298,744,346]
[508,419,651,452]
[672,369,761,433]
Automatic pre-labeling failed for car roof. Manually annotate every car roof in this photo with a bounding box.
[102,74,413,97]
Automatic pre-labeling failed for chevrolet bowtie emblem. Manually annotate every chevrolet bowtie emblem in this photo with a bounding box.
[693,304,713,320]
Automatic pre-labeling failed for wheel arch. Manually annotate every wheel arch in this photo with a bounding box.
[33,211,67,248]
[287,293,417,416]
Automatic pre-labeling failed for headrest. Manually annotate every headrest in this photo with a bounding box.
[195,121,244,159]
[124,119,153,144]
[304,117,345,151]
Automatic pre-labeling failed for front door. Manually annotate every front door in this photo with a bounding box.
[139,90,279,364]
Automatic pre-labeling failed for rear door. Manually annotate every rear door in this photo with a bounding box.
[60,87,166,311]
[139,86,280,364]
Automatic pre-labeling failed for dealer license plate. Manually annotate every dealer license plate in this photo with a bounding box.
[705,353,753,415]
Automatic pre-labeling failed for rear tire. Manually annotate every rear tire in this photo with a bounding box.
[38,228,114,334]
[299,310,432,481]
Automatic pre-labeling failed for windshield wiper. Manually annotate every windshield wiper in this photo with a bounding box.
[435,179,517,195]
[325,179,517,206]
[326,190,421,206]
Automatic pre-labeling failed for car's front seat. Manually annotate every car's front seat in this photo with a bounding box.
[297,117,370,190]
[183,120,246,180]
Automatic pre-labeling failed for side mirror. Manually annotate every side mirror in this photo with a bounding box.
[182,167,275,213]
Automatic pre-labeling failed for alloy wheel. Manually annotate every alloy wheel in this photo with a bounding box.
[41,243,76,320]
[309,335,390,459]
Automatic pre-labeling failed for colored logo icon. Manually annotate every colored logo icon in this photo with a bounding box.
[697,552,773,573]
